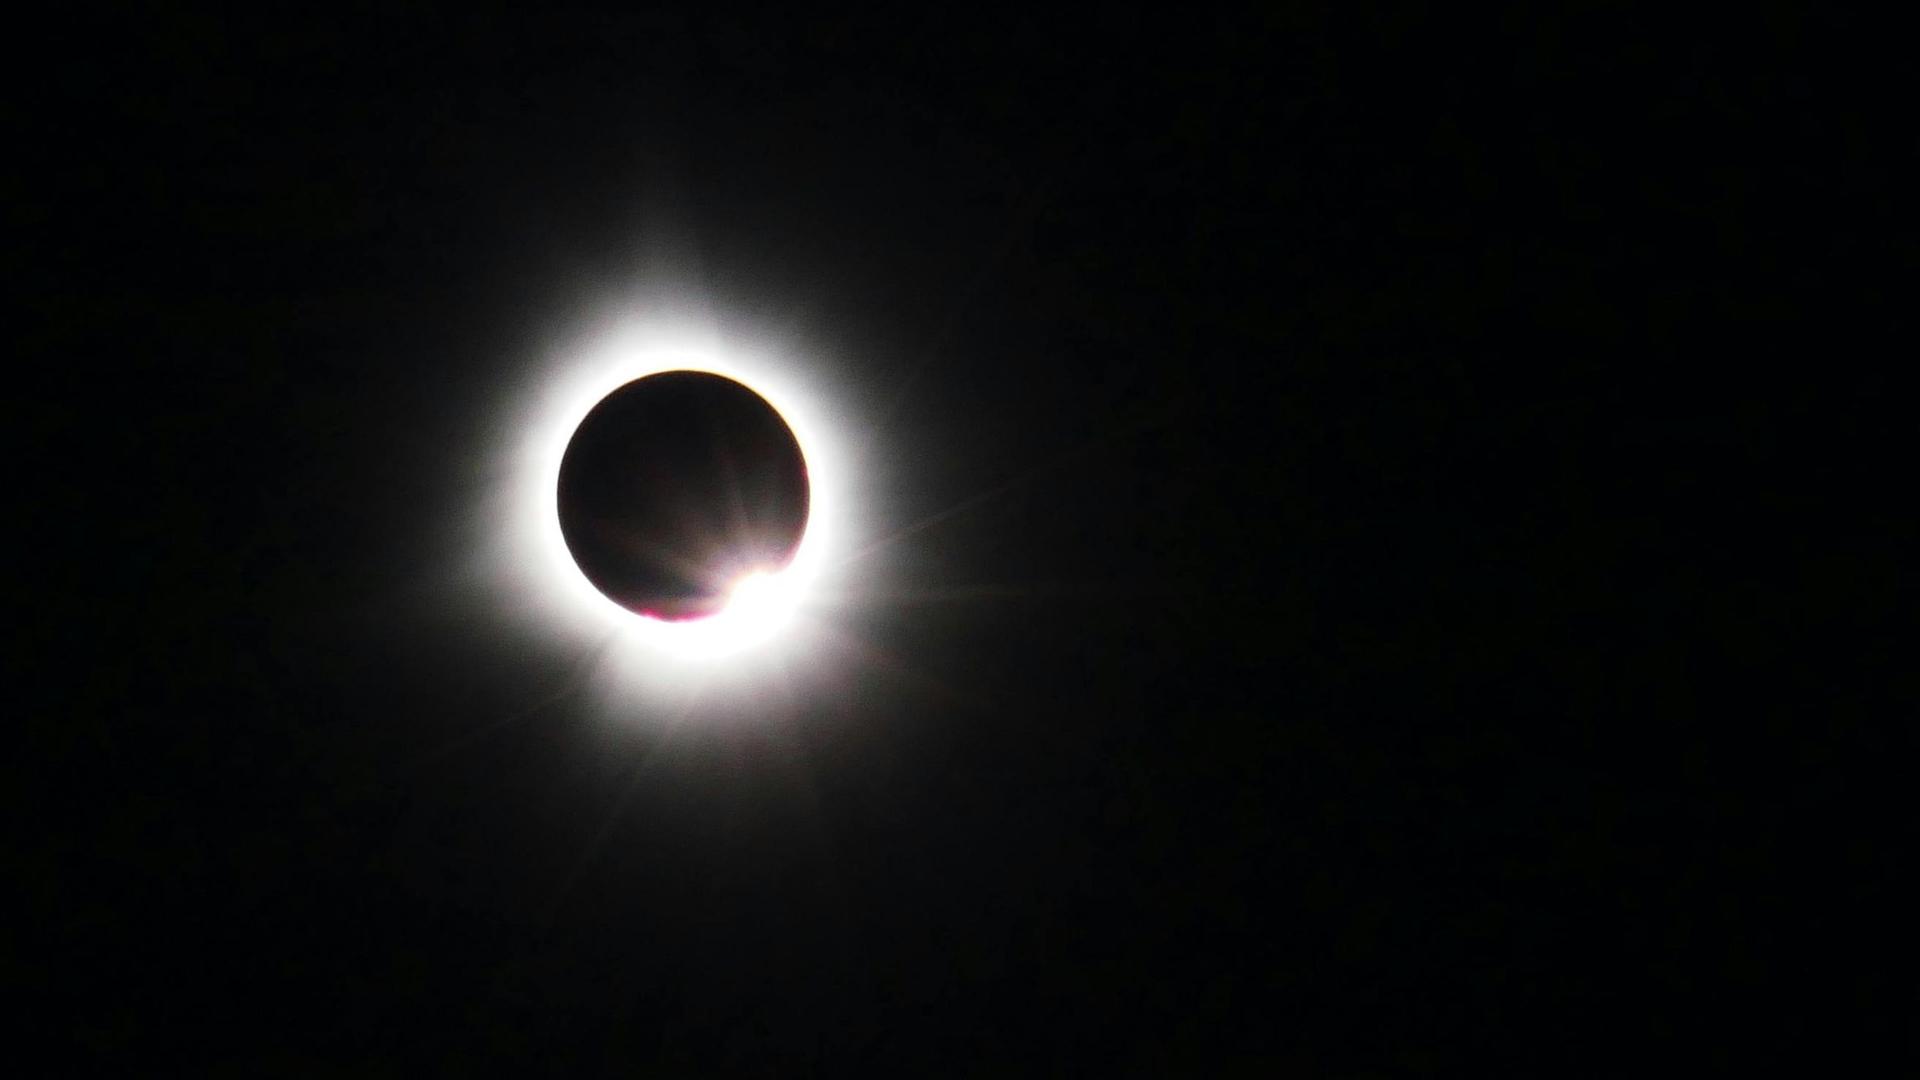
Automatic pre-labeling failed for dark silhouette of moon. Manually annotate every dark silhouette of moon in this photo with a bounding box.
[557,371,809,621]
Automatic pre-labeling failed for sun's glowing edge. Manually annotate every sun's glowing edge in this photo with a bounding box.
[498,317,849,676]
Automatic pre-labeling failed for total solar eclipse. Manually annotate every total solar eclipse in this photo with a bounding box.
[556,370,810,621]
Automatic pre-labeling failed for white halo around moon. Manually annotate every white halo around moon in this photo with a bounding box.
[481,306,866,706]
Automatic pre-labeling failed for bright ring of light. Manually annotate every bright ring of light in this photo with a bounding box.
[502,321,846,667]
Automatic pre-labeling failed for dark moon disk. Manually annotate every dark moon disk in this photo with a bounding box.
[557,371,810,621]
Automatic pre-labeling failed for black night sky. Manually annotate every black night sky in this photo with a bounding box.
[21,9,1904,1072]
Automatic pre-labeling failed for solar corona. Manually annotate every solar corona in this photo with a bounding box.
[486,317,856,689]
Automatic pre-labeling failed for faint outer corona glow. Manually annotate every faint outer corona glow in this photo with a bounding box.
[488,312,856,701]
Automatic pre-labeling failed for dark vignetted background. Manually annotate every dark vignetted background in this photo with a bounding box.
[19,7,1904,1072]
